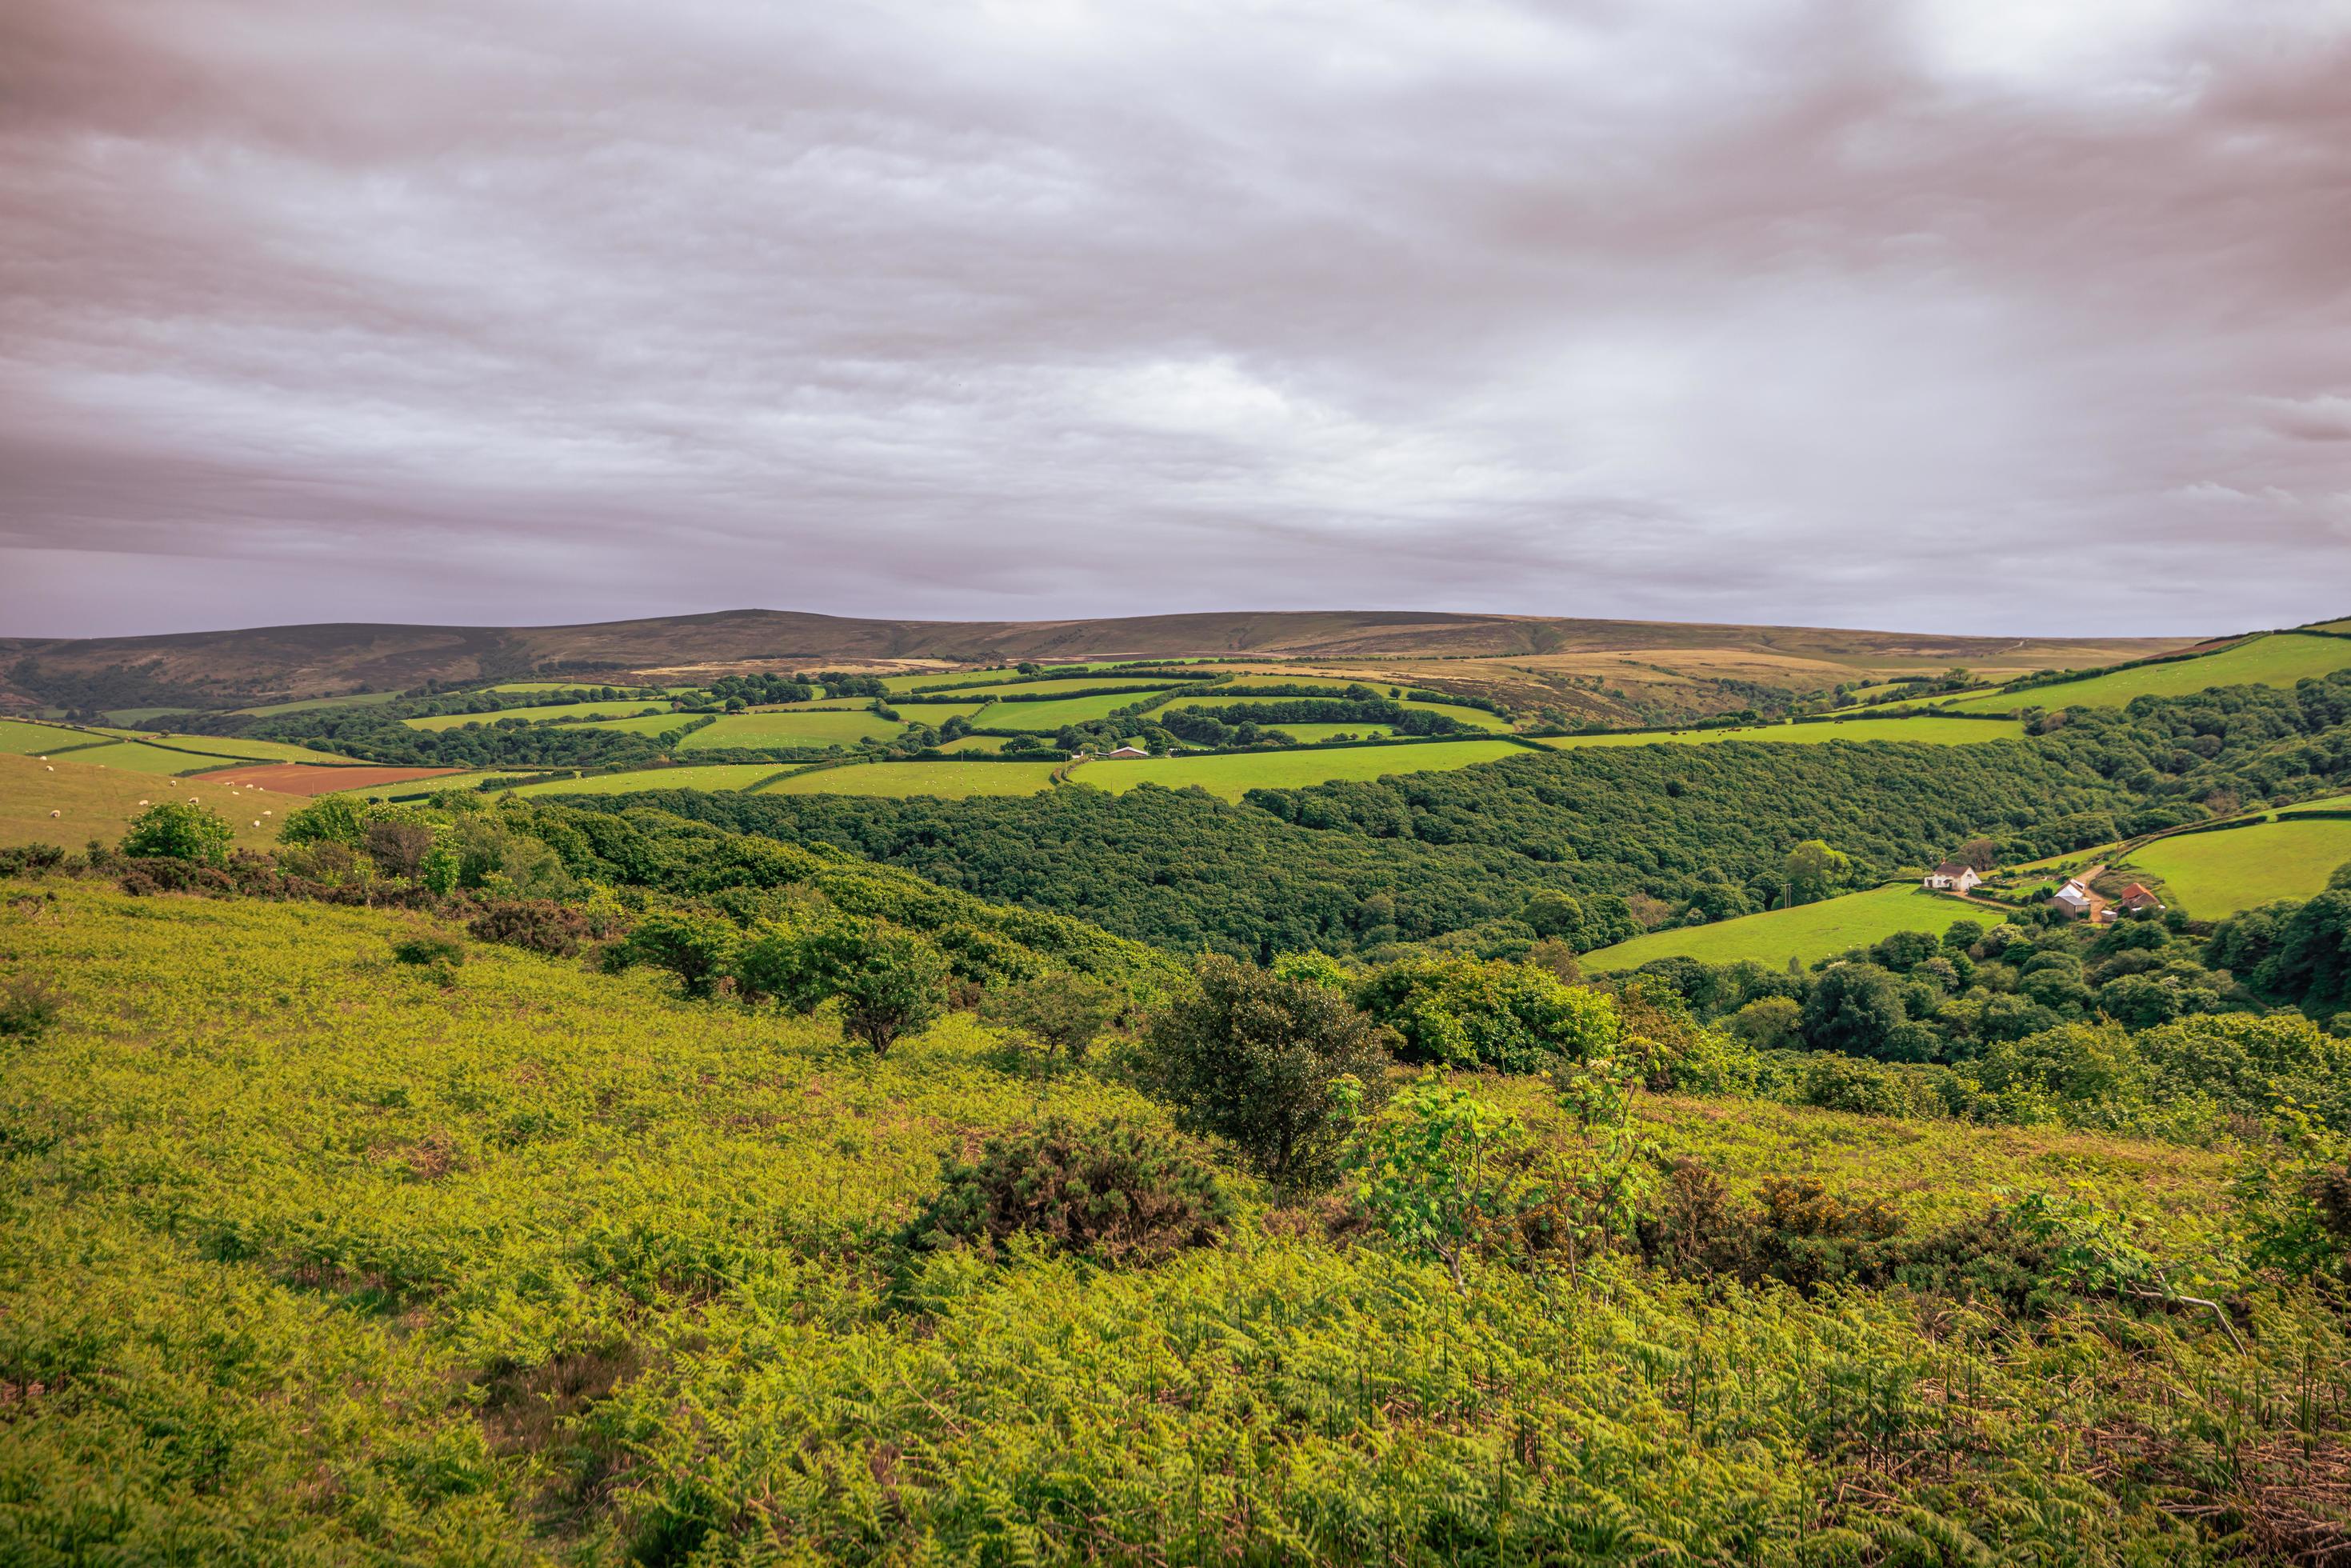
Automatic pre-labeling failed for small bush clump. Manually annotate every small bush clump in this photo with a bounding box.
[904,1116,1234,1266]
[0,974,64,1042]
[468,898,590,957]
[121,802,233,868]
[391,933,466,986]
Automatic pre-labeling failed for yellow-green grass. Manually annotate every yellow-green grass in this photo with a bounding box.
[1263,722,1400,743]
[2309,620,2351,634]
[506,764,793,796]
[572,712,710,738]
[0,752,281,850]
[945,675,1185,699]
[403,699,679,730]
[1936,634,2351,714]
[2118,817,2351,918]
[0,876,2301,1564]
[354,770,547,801]
[124,733,360,766]
[882,702,991,724]
[1159,692,1507,734]
[883,668,1013,693]
[0,720,110,756]
[99,706,200,725]
[38,740,239,776]
[1583,883,1986,972]
[235,690,408,717]
[758,760,1067,798]
[986,692,1174,730]
[934,734,1010,753]
[1077,739,1528,802]
[679,710,906,750]
[1539,716,2024,750]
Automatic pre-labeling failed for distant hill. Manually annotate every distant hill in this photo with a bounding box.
[0,607,2213,706]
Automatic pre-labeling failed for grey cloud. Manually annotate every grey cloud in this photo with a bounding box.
[2,0,2348,637]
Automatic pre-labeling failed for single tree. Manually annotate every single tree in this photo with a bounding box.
[1782,839,1851,906]
[121,802,232,867]
[981,972,1120,1062]
[1141,953,1393,1193]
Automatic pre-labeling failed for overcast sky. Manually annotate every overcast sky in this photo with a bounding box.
[3,0,2347,638]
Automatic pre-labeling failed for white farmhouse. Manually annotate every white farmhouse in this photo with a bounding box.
[1921,860,1982,894]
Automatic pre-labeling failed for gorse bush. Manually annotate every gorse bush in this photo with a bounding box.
[0,973,64,1041]
[903,1117,1234,1266]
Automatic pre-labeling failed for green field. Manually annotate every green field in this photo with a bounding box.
[234,690,409,717]
[934,733,1011,753]
[571,712,708,738]
[946,675,1185,698]
[507,764,792,796]
[1539,715,2024,750]
[404,699,675,730]
[0,753,282,850]
[2119,816,2351,918]
[1078,738,1528,802]
[1158,692,1509,731]
[985,692,1173,730]
[881,667,1014,692]
[1937,633,2351,714]
[1261,722,1399,743]
[760,760,1067,798]
[39,740,242,776]
[0,721,110,756]
[1584,882,1987,971]
[678,710,905,750]
[125,733,359,766]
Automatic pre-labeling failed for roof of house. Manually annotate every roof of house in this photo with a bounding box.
[1934,861,1973,876]
[2119,882,2164,905]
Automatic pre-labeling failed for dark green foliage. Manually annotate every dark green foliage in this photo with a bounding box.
[616,910,738,998]
[1642,1165,1908,1292]
[277,794,366,847]
[1141,954,1393,1193]
[0,844,66,877]
[1353,955,1618,1074]
[121,801,233,867]
[903,1117,1234,1266]
[391,934,465,967]
[734,914,950,1054]
[467,898,590,958]
[1801,963,1918,1059]
[979,972,1120,1062]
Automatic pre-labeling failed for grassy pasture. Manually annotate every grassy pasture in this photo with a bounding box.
[131,734,360,766]
[39,740,238,776]
[679,710,905,750]
[882,668,1013,693]
[0,721,110,756]
[404,699,674,731]
[570,713,708,738]
[235,690,409,717]
[2119,816,2351,918]
[1076,738,1528,802]
[1937,633,2351,714]
[1583,883,1987,971]
[984,692,1172,730]
[1540,716,2024,750]
[1262,722,1399,743]
[758,760,1066,798]
[1156,692,1509,732]
[508,764,794,796]
[0,753,282,850]
[933,734,1011,753]
[944,675,1185,698]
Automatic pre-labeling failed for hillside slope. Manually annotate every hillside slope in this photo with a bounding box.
[0,607,2209,705]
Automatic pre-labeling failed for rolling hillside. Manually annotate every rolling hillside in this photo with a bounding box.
[0,608,2209,709]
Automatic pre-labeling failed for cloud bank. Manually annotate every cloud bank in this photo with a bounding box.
[3,0,2348,636]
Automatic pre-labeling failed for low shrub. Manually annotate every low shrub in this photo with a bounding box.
[902,1117,1234,1266]
[0,974,64,1041]
[469,898,590,958]
[0,843,66,877]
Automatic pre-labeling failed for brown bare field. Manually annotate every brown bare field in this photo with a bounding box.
[198,763,464,796]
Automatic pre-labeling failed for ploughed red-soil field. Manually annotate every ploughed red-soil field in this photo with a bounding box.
[199,764,464,795]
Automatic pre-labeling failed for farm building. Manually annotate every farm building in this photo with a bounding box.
[1103,745,1151,759]
[2049,879,2095,917]
[2117,882,2165,914]
[1922,861,1981,893]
